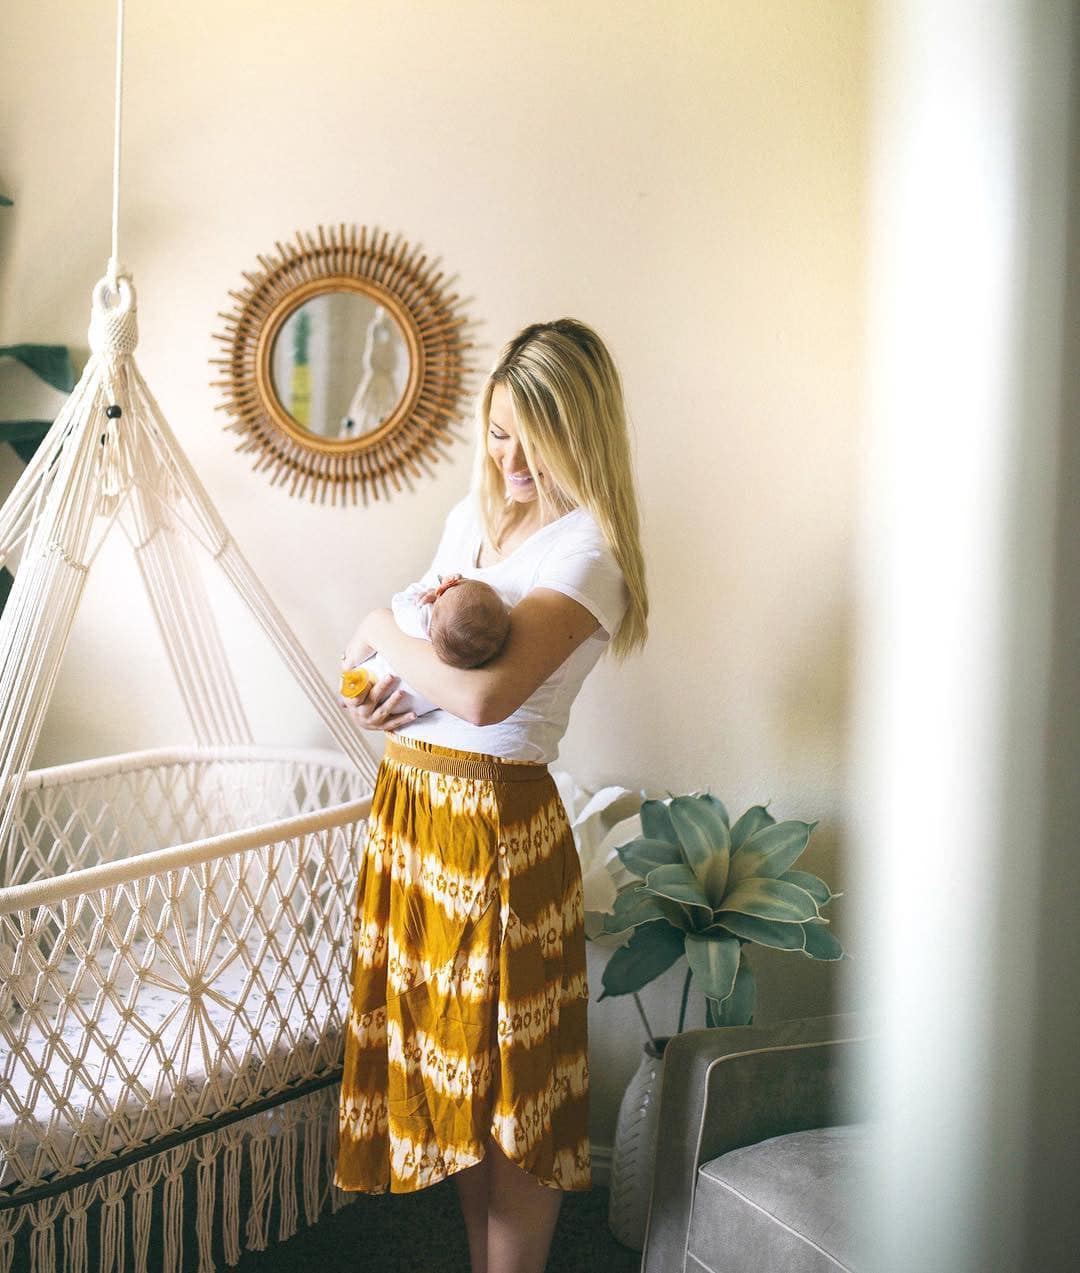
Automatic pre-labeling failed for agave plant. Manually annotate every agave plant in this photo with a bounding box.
[599,793,845,1029]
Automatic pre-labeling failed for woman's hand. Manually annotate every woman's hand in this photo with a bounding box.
[338,608,416,732]
[339,673,417,733]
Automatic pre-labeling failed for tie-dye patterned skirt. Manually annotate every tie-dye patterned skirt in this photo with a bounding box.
[335,734,591,1194]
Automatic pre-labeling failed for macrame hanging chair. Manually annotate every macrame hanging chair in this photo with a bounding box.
[0,6,381,1271]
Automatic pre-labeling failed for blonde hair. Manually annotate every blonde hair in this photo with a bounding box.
[470,318,648,660]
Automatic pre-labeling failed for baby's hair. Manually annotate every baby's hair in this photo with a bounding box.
[430,582,510,669]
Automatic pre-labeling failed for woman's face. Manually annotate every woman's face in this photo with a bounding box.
[487,382,547,505]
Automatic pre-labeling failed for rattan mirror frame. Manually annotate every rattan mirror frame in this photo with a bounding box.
[212,225,473,504]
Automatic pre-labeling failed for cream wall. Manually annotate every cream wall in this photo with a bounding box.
[1,1,867,1146]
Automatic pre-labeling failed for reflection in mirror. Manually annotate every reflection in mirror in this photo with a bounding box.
[269,292,411,440]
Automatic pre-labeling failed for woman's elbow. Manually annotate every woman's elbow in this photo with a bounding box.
[467,687,516,728]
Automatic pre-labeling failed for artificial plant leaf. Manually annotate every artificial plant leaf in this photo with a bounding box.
[616,836,683,879]
[730,804,774,850]
[705,960,756,1027]
[0,419,52,444]
[716,875,820,923]
[639,798,679,846]
[780,868,836,908]
[668,795,730,899]
[727,820,815,884]
[601,884,668,935]
[709,911,806,950]
[598,920,686,999]
[644,863,712,917]
[0,345,75,393]
[699,792,730,828]
[801,919,846,961]
[684,931,740,1002]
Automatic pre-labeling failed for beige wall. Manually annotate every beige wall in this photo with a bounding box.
[1,1,868,1146]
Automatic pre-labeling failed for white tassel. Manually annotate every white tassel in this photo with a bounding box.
[62,1187,92,1273]
[277,1120,298,1242]
[222,1131,243,1266]
[0,1207,23,1273]
[98,1180,125,1273]
[195,1136,218,1273]
[302,1101,322,1226]
[131,1162,155,1273]
[245,1128,273,1251]
[161,1157,184,1273]
[29,1199,58,1273]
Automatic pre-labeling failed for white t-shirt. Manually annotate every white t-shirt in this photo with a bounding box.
[393,495,629,763]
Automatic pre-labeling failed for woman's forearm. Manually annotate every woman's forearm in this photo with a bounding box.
[360,609,493,725]
[359,588,598,728]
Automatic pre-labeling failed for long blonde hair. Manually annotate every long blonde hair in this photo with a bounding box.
[470,318,648,659]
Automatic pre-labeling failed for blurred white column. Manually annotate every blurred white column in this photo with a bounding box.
[848,3,1076,1271]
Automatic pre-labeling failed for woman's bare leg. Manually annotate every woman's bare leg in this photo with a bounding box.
[485,1140,563,1273]
[455,1156,491,1273]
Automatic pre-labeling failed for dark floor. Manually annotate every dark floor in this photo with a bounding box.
[233,1181,641,1273]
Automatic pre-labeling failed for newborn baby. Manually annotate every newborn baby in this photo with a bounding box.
[340,574,510,718]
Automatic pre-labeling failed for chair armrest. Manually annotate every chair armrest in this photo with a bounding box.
[640,1012,874,1273]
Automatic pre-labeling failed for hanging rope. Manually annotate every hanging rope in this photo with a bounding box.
[108,0,126,288]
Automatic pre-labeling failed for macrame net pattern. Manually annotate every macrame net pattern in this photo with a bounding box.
[0,276,381,1272]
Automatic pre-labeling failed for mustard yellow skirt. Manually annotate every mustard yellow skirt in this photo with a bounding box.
[335,735,591,1194]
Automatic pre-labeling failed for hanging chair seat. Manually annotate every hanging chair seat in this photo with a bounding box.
[0,746,370,1198]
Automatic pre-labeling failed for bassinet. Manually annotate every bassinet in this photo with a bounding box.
[0,746,372,1273]
[0,13,391,1267]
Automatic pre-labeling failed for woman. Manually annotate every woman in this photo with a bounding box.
[335,318,648,1273]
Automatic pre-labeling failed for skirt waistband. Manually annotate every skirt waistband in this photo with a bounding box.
[383,736,550,784]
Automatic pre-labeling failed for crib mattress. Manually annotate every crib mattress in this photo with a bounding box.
[0,928,346,1191]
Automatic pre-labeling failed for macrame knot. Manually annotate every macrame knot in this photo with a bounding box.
[88,273,139,358]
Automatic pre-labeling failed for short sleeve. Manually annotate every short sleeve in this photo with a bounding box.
[390,583,432,639]
[531,520,629,641]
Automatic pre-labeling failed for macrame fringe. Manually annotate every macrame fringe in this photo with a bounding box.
[244,1126,272,1251]
[161,1149,186,1273]
[1,1085,354,1273]
[277,1119,298,1242]
[195,1135,218,1273]
[62,1185,91,1273]
[131,1170,154,1273]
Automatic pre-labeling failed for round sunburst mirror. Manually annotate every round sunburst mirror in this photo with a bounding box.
[212,225,473,503]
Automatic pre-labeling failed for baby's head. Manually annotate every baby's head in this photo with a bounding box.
[428,578,510,669]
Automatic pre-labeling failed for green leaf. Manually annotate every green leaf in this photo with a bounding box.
[730,804,774,850]
[601,884,668,935]
[728,820,815,884]
[0,419,52,444]
[668,795,730,900]
[699,792,729,828]
[709,911,806,950]
[705,961,756,1026]
[716,875,820,923]
[685,931,740,1002]
[0,195,12,207]
[780,868,834,908]
[801,919,846,961]
[644,863,712,916]
[616,835,683,879]
[599,921,685,998]
[639,799,679,846]
[0,344,75,392]
[653,896,696,932]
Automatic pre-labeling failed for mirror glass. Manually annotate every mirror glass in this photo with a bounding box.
[269,291,411,440]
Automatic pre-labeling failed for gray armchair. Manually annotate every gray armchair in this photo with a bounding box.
[641,1012,873,1273]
